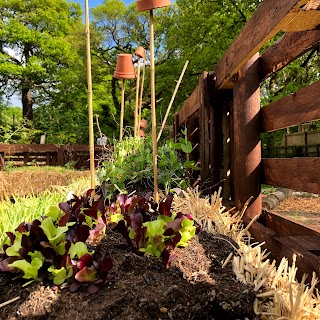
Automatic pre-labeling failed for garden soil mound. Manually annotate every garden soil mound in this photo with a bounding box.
[0,230,256,320]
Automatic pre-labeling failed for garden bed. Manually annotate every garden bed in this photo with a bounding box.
[0,229,256,320]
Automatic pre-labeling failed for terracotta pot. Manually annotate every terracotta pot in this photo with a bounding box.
[136,0,170,12]
[135,46,146,59]
[114,54,136,79]
[140,119,148,129]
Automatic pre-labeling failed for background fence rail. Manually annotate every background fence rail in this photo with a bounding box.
[0,144,106,170]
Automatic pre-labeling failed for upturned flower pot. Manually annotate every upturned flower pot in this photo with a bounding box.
[136,0,170,12]
[114,54,136,79]
[140,119,148,129]
[135,46,146,59]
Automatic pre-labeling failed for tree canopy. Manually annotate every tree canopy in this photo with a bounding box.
[0,0,82,120]
[0,0,319,145]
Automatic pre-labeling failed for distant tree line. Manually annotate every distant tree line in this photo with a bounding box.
[0,0,319,144]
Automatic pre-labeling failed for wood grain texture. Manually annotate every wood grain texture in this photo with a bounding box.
[259,30,320,81]
[214,0,307,89]
[262,158,320,194]
[232,53,262,218]
[261,80,320,132]
[199,72,211,186]
[283,10,320,32]
[261,210,320,237]
[177,85,200,125]
[0,144,105,153]
[243,215,320,288]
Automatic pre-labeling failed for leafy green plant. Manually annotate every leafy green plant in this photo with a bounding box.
[0,190,113,293]
[97,131,199,195]
[0,176,90,248]
[108,193,199,268]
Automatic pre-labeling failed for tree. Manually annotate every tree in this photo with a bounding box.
[90,0,173,135]
[0,0,82,120]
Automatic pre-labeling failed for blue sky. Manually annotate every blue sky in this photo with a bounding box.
[73,0,134,9]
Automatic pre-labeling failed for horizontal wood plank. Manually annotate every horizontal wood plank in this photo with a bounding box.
[261,210,320,237]
[283,10,320,32]
[0,144,60,152]
[177,85,200,125]
[214,0,307,89]
[261,80,320,132]
[243,215,320,287]
[0,144,105,153]
[262,158,320,194]
[260,30,320,81]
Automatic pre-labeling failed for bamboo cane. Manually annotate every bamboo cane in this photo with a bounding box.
[157,60,189,142]
[85,0,95,189]
[149,9,159,203]
[134,60,141,138]
[120,79,125,142]
[138,59,146,135]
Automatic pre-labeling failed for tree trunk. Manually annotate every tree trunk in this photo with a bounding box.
[22,87,33,120]
[111,77,120,111]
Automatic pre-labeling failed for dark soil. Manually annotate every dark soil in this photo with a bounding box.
[0,230,257,320]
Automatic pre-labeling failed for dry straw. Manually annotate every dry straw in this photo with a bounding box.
[173,186,320,319]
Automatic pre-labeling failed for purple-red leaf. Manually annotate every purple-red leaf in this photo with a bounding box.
[87,283,100,294]
[58,211,71,227]
[78,253,93,270]
[5,232,16,245]
[0,257,19,271]
[59,201,71,214]
[166,219,182,233]
[159,195,173,216]
[15,222,28,233]
[69,281,81,293]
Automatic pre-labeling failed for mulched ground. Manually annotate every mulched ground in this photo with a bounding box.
[274,195,320,230]
[0,229,257,320]
[0,169,89,200]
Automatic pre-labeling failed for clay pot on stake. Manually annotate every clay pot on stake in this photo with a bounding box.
[136,0,171,203]
[114,54,136,142]
[134,46,146,138]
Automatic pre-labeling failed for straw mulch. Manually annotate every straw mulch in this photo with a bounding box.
[173,187,320,319]
[0,168,89,200]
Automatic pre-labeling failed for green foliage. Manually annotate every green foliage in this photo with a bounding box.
[0,176,90,248]
[1,190,113,292]
[0,0,88,140]
[107,193,199,267]
[9,251,44,280]
[97,132,198,195]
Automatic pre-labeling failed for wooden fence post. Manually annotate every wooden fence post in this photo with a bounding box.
[0,152,4,170]
[173,112,180,142]
[218,91,233,200]
[199,72,211,191]
[57,146,64,166]
[232,53,262,218]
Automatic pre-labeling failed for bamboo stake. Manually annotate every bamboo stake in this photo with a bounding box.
[119,79,125,142]
[134,59,141,137]
[0,296,21,308]
[138,59,146,135]
[149,9,159,203]
[157,60,189,142]
[85,0,95,189]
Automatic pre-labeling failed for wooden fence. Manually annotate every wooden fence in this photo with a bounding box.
[174,0,320,284]
[0,144,106,170]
